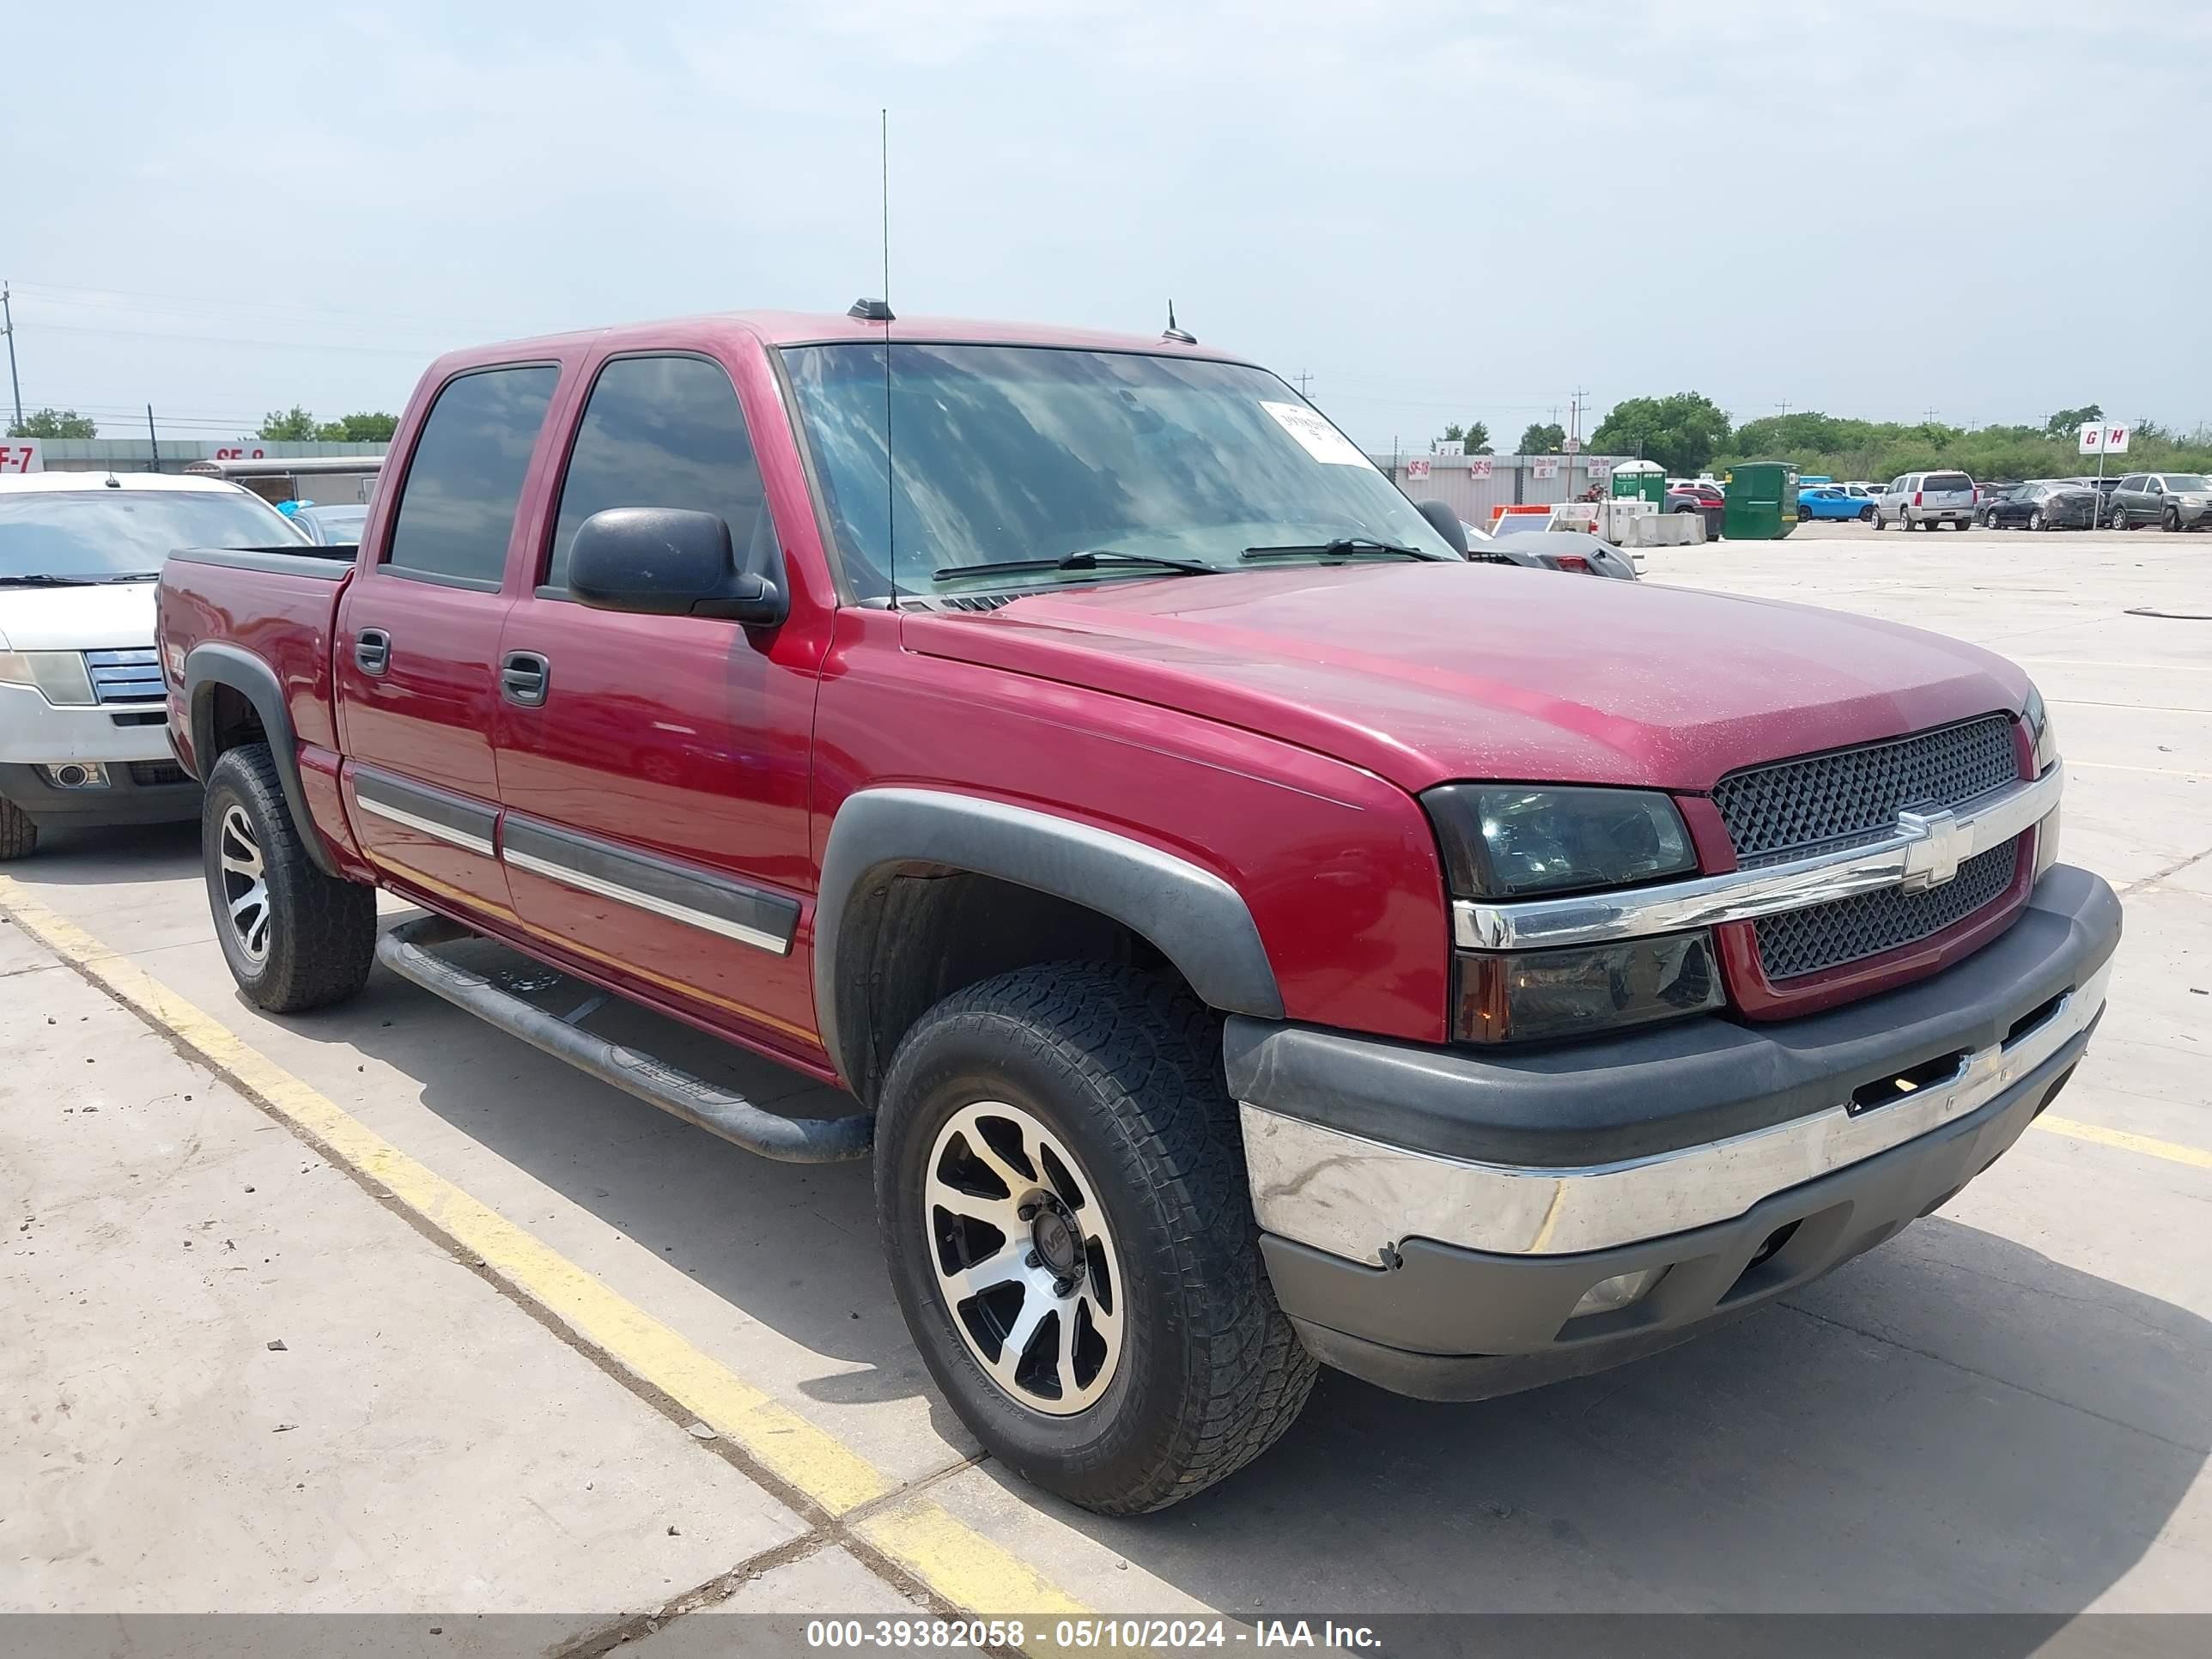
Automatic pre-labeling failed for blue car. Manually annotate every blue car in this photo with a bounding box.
[1796,484,1876,523]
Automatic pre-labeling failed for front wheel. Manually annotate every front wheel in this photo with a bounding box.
[2029,508,2045,531]
[876,963,1316,1514]
[2165,507,2182,532]
[1796,505,1812,522]
[202,744,376,1012]
[1983,509,2000,529]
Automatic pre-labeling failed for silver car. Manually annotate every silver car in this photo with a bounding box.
[1875,470,1978,531]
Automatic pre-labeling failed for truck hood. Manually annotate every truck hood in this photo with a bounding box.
[901,562,2030,794]
[0,582,157,651]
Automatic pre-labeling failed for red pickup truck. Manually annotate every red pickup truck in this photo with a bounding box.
[157,307,2118,1515]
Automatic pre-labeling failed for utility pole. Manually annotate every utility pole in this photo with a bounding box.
[146,405,161,473]
[1777,399,1791,418]
[2,282,22,432]
[1292,369,1314,398]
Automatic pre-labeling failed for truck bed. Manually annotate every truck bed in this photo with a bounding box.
[159,543,356,772]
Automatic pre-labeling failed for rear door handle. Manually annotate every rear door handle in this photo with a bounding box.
[500,650,550,708]
[355,629,391,676]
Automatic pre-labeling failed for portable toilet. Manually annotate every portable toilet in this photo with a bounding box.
[1610,459,1666,505]
[1722,461,1800,540]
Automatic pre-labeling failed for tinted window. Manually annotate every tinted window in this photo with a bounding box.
[546,356,767,592]
[0,489,302,580]
[2160,475,2209,491]
[1924,472,1972,492]
[385,365,559,585]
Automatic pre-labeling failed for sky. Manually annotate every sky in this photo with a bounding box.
[4,0,2207,452]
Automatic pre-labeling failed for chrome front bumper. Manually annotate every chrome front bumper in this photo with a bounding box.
[1243,958,2107,1262]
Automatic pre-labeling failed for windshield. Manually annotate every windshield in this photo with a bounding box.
[2160,475,2209,492]
[781,343,1455,596]
[0,489,303,580]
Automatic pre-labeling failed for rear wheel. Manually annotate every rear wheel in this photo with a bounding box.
[202,744,376,1012]
[1861,505,1877,522]
[876,962,1316,1514]
[0,797,36,861]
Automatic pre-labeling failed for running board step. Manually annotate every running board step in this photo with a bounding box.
[375,915,872,1164]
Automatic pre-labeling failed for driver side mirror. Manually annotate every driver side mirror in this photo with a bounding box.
[568,507,787,628]
[1415,498,1469,557]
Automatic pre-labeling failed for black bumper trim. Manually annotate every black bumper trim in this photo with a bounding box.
[1267,1028,2091,1401]
[0,761,203,828]
[1224,864,2118,1168]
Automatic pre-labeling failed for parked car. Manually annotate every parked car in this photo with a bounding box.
[1875,470,1977,530]
[2065,476,2124,522]
[0,471,304,859]
[1449,518,1638,580]
[291,504,370,545]
[1979,482,2099,532]
[1667,483,1726,539]
[2106,472,2212,532]
[1797,485,1875,522]
[158,306,2115,1515]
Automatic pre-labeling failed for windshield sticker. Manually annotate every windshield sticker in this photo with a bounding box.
[1260,402,1373,467]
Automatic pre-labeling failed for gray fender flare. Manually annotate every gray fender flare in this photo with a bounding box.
[183,641,341,878]
[813,787,1284,1093]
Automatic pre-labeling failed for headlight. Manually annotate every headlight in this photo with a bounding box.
[2023,684,2063,881]
[1426,784,1718,1045]
[1425,784,1698,898]
[0,650,96,706]
[1454,933,1724,1045]
[2022,684,2058,775]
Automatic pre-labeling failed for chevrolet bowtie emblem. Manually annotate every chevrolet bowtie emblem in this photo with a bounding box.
[1897,805,1966,890]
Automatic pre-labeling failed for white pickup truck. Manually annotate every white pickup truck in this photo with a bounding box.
[0,471,305,858]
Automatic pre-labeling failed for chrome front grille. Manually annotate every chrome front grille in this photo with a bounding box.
[1713,714,2018,867]
[1715,714,2026,984]
[1754,840,2021,980]
[83,647,165,705]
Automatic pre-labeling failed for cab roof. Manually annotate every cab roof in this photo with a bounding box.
[426,309,1259,374]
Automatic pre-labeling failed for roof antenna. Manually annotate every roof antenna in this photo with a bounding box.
[876,108,898,610]
[1162,301,1195,345]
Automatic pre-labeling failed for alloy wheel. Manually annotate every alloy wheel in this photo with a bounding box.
[217,804,271,964]
[924,1100,1124,1417]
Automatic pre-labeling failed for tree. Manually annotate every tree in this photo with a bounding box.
[2043,404,2102,440]
[1517,421,1565,454]
[1588,392,1732,475]
[7,407,98,439]
[1438,421,1492,454]
[258,405,319,441]
[313,411,398,443]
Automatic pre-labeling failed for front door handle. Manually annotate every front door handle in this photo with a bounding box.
[500,650,550,708]
[355,629,391,676]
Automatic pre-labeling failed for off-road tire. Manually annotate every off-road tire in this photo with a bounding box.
[203,744,375,1012]
[876,962,1317,1515]
[0,797,36,860]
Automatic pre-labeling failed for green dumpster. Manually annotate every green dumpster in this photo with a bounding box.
[1609,459,1666,504]
[1722,461,1800,540]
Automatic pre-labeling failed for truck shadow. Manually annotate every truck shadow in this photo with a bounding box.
[22,848,2187,1627]
[280,934,2207,1626]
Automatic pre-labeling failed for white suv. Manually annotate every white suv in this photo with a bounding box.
[0,471,304,859]
[1875,470,1978,531]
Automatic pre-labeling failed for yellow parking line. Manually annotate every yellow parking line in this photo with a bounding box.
[0,877,1094,1628]
[2033,1114,2212,1171]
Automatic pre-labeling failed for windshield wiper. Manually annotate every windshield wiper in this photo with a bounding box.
[96,573,160,583]
[933,549,1217,583]
[0,574,101,587]
[1241,538,1439,562]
